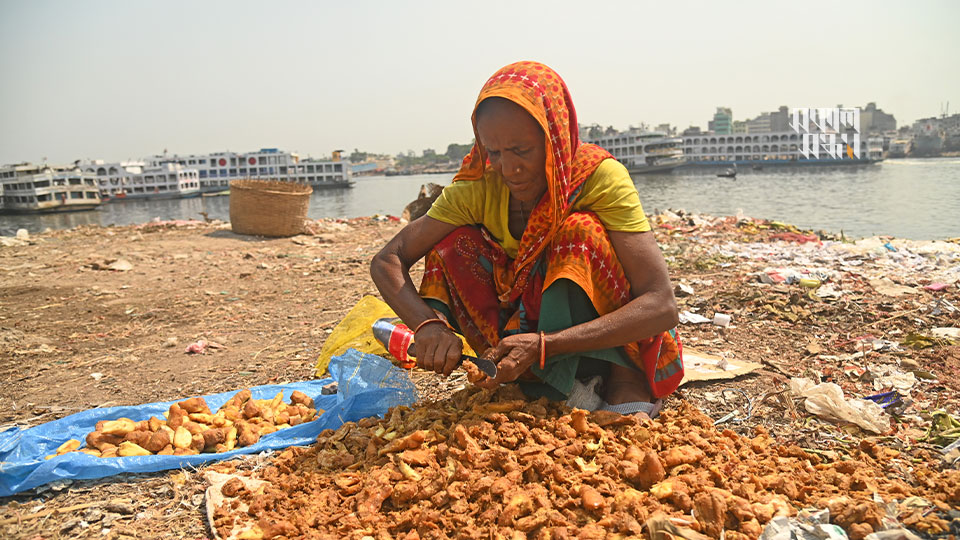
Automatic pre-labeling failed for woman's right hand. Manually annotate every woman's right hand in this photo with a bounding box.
[413,323,463,377]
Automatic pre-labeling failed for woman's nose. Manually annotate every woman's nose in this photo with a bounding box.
[500,155,518,176]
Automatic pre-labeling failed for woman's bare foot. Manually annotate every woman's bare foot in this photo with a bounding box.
[604,363,654,419]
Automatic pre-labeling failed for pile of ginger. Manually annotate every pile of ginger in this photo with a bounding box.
[48,389,322,459]
[211,385,958,540]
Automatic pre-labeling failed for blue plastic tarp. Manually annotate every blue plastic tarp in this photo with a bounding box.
[0,349,416,497]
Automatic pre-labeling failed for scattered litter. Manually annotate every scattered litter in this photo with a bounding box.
[184,339,225,355]
[680,348,761,385]
[869,278,917,297]
[675,282,695,296]
[790,378,889,434]
[863,390,903,410]
[759,508,848,540]
[90,372,103,382]
[931,327,960,340]
[712,313,732,327]
[679,310,711,324]
[923,282,949,292]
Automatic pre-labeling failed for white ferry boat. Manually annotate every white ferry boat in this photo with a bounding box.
[0,164,102,213]
[144,148,352,194]
[581,128,686,174]
[81,160,200,200]
[680,131,883,166]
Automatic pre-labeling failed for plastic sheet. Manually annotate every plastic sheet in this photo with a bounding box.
[0,349,416,496]
[790,377,889,434]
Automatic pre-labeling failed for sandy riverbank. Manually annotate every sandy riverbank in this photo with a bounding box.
[1,215,957,538]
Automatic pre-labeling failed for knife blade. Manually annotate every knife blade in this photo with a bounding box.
[407,343,498,378]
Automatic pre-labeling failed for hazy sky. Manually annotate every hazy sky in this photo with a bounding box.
[1,0,957,164]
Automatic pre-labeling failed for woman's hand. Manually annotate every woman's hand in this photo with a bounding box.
[475,333,541,389]
[413,323,463,377]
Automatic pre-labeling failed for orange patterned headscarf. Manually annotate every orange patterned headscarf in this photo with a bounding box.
[454,61,613,302]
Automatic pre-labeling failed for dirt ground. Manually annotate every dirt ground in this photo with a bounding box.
[1,214,957,539]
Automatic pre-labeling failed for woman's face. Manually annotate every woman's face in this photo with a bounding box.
[476,98,547,204]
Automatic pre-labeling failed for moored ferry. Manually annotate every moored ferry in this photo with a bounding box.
[144,148,352,194]
[0,164,102,213]
[582,128,686,174]
[82,148,351,201]
[81,161,200,200]
[680,131,884,166]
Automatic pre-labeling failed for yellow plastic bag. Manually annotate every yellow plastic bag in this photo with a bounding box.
[315,296,395,376]
[315,295,478,377]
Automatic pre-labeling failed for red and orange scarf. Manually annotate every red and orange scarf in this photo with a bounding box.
[454,61,612,303]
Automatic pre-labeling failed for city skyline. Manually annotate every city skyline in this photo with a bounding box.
[1,0,957,164]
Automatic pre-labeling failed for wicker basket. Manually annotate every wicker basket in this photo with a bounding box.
[229,180,313,237]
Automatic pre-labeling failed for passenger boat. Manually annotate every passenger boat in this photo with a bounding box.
[680,131,884,166]
[143,148,353,194]
[581,128,686,174]
[83,148,352,201]
[0,164,102,213]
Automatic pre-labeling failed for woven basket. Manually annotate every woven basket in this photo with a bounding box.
[229,180,313,237]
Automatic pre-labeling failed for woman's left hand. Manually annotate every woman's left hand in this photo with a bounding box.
[475,333,541,389]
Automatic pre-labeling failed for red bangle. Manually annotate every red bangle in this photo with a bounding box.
[539,331,547,370]
[414,317,453,335]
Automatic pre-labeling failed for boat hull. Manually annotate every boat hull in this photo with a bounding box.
[628,162,685,175]
[1,203,102,214]
[679,158,882,169]
[105,191,201,202]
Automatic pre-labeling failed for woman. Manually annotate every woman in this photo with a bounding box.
[371,61,682,417]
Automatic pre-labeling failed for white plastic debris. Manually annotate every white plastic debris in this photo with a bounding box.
[789,378,889,434]
[679,311,711,324]
[712,313,732,327]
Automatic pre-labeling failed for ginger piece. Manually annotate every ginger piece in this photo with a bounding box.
[78,448,102,457]
[188,412,217,425]
[579,485,605,511]
[157,445,175,455]
[238,422,261,447]
[223,389,252,410]
[290,390,314,409]
[178,397,211,415]
[174,448,199,456]
[167,404,187,429]
[694,490,727,539]
[118,441,152,457]
[173,427,193,449]
[378,429,429,456]
[101,418,137,436]
[147,416,164,432]
[662,445,706,468]
[55,439,81,455]
[190,433,206,452]
[463,360,487,385]
[123,430,152,448]
[202,428,227,451]
[224,426,239,450]
[221,477,247,497]
[243,400,263,420]
[143,429,173,453]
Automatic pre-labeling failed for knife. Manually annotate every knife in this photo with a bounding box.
[407,342,499,378]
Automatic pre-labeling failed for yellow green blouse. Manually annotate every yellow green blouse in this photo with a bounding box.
[427,158,651,259]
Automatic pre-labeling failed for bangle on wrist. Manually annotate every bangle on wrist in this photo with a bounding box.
[414,317,454,335]
[539,331,547,370]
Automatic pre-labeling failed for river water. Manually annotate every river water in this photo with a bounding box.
[2,158,958,240]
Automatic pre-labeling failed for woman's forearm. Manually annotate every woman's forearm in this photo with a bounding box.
[370,248,439,329]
